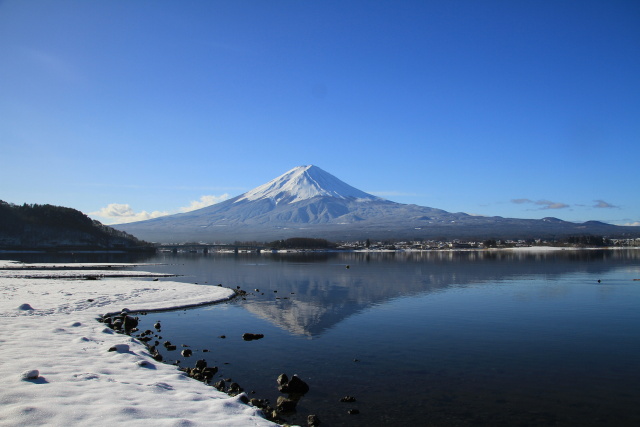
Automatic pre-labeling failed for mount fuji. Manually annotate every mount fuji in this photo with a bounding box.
[113,165,636,243]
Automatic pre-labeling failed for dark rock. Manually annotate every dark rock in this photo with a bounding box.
[340,396,357,402]
[348,409,360,415]
[278,374,309,394]
[112,318,123,330]
[123,315,138,333]
[242,333,264,341]
[307,414,321,426]
[108,344,129,353]
[153,322,161,330]
[202,366,218,381]
[181,349,193,357]
[277,373,288,388]
[21,369,40,380]
[195,359,207,370]
[219,335,226,339]
[213,380,226,391]
[149,346,163,361]
[228,382,243,395]
[250,398,267,408]
[276,396,297,413]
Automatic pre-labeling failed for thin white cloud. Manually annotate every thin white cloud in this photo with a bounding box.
[511,198,533,204]
[370,191,419,197]
[537,200,570,210]
[90,204,169,225]
[91,194,231,225]
[179,194,230,212]
[511,199,569,210]
[594,200,617,208]
[623,221,640,226]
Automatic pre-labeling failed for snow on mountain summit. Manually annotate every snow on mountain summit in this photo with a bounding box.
[235,165,381,205]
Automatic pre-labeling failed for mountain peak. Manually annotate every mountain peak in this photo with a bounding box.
[235,165,381,205]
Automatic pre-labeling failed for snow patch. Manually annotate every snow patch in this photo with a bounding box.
[0,261,275,426]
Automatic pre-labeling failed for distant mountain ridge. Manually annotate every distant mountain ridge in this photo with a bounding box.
[113,165,639,243]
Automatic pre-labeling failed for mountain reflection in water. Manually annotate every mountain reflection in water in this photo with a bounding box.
[138,249,638,337]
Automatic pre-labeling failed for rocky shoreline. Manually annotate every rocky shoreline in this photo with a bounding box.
[97,287,331,426]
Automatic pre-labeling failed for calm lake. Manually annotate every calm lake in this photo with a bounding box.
[16,249,640,426]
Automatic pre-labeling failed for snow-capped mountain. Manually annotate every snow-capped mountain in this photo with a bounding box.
[236,165,380,204]
[113,165,636,243]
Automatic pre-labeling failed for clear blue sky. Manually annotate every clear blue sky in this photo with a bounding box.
[1,0,638,226]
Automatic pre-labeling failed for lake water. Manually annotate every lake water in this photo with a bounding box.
[15,250,640,426]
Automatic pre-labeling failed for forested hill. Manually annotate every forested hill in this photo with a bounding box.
[0,201,152,251]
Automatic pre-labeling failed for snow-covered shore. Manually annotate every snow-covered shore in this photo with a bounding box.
[0,261,276,426]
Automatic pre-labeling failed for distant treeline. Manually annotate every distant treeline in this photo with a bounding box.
[0,200,152,250]
[483,235,611,248]
[563,235,611,247]
[267,237,336,249]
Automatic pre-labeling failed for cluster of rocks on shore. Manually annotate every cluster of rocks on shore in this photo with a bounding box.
[98,285,364,426]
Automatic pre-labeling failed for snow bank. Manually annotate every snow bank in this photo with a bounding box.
[0,270,173,279]
[0,262,276,426]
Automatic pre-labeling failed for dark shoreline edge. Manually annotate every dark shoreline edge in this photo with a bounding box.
[98,288,286,424]
[100,288,241,318]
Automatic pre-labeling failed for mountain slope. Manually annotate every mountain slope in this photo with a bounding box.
[0,200,152,250]
[113,165,638,243]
